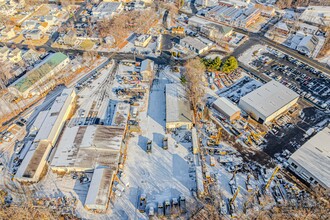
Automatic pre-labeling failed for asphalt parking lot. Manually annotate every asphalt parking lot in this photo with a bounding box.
[250,47,330,109]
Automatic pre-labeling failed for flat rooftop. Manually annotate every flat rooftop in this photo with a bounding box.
[93,2,121,14]
[15,141,51,180]
[29,110,49,136]
[165,83,192,124]
[34,88,75,142]
[299,6,330,26]
[213,97,241,117]
[290,127,330,188]
[239,80,299,118]
[181,36,208,51]
[85,167,114,210]
[51,125,125,170]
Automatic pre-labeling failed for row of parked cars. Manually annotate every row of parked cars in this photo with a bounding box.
[139,194,187,217]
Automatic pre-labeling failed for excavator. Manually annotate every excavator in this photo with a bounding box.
[207,127,222,146]
[264,166,280,191]
[228,187,240,215]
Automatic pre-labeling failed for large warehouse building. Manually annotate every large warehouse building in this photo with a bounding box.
[15,88,76,182]
[50,125,125,172]
[288,127,330,189]
[239,80,299,123]
[165,83,193,131]
[51,125,126,212]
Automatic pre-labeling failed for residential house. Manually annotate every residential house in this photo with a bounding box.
[273,21,290,36]
[21,20,39,30]
[24,29,42,40]
[63,30,77,45]
[254,4,275,17]
[22,49,41,66]
[1,28,16,39]
[41,15,56,25]
[8,48,22,63]
[0,46,10,61]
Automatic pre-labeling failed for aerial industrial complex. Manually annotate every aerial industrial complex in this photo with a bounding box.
[0,0,329,219]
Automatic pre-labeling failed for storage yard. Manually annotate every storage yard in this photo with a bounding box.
[0,1,329,219]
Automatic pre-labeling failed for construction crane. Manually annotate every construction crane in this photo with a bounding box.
[229,187,241,215]
[243,189,259,213]
[264,166,280,190]
[230,187,240,206]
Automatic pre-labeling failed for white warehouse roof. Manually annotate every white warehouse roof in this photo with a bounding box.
[289,127,330,189]
[166,83,192,124]
[85,167,114,211]
[239,80,299,121]
[213,97,241,117]
[34,88,75,143]
[51,125,124,171]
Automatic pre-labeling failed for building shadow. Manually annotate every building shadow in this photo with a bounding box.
[152,132,164,148]
[172,154,190,189]
[138,135,149,152]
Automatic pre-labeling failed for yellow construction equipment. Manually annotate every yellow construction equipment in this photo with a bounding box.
[264,166,280,190]
[245,174,253,192]
[230,187,240,206]
[208,128,222,146]
[171,26,185,35]
[243,189,259,213]
[215,128,222,145]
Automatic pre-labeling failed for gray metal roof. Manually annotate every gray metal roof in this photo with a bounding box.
[51,125,124,170]
[289,127,330,189]
[85,167,114,210]
[239,80,299,119]
[213,97,240,117]
[165,83,192,124]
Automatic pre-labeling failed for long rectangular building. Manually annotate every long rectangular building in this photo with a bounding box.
[239,80,299,123]
[15,88,76,182]
[288,127,330,189]
[84,167,114,211]
[213,97,241,121]
[165,84,192,131]
[9,52,70,98]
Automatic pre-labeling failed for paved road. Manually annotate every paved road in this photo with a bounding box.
[196,16,330,76]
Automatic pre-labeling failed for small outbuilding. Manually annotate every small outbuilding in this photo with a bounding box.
[213,97,241,121]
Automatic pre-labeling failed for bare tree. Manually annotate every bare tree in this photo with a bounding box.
[184,58,206,115]
[97,10,157,46]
